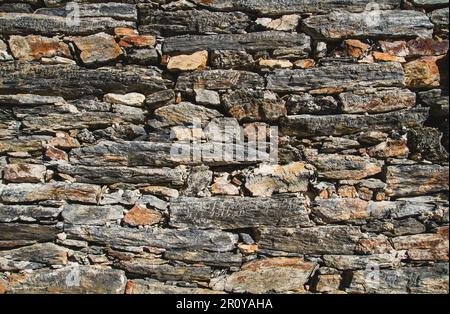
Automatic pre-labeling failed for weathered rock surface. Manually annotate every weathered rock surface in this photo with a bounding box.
[65,225,238,252]
[339,88,416,114]
[259,226,363,255]
[191,0,400,15]
[170,196,312,229]
[267,63,405,93]
[0,13,135,35]
[313,198,370,223]
[348,263,449,294]
[0,183,100,204]
[62,205,124,226]
[126,279,224,294]
[281,108,429,137]
[164,31,311,55]
[385,164,449,197]
[215,258,317,293]
[303,10,433,40]
[307,154,383,180]
[6,266,127,294]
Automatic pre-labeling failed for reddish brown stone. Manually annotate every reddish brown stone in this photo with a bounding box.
[124,204,162,227]
[407,38,449,57]
[45,146,68,161]
[367,139,409,159]
[72,32,122,65]
[119,35,156,48]
[114,27,138,37]
[372,51,405,63]
[48,135,80,149]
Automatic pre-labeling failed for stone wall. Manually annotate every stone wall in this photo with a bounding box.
[0,0,448,294]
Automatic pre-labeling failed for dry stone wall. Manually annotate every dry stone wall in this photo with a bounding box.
[0,0,449,294]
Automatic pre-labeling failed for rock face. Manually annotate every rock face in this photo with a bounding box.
[0,0,448,296]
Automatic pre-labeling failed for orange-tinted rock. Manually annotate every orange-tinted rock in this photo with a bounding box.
[114,27,138,37]
[3,164,46,183]
[358,235,395,254]
[314,274,342,293]
[313,198,370,223]
[392,226,449,261]
[379,40,409,57]
[48,135,80,149]
[372,51,405,63]
[337,185,358,198]
[8,35,71,61]
[72,32,122,65]
[124,204,162,227]
[344,39,370,58]
[294,58,315,68]
[238,244,258,255]
[407,38,449,57]
[45,146,68,161]
[119,35,156,48]
[259,59,293,69]
[404,56,444,88]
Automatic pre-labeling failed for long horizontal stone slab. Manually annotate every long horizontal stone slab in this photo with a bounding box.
[65,225,238,252]
[0,183,101,204]
[0,94,65,105]
[385,164,449,197]
[0,223,61,242]
[258,226,364,255]
[56,164,186,186]
[139,8,250,35]
[303,10,434,40]
[0,243,68,271]
[21,111,143,132]
[118,258,212,282]
[280,108,429,137]
[191,0,400,15]
[348,263,449,294]
[0,205,62,223]
[69,141,270,167]
[176,70,265,92]
[163,250,242,268]
[0,13,135,35]
[169,196,312,229]
[164,31,311,55]
[126,279,224,294]
[266,62,405,93]
[0,63,168,98]
[5,266,127,294]
[62,204,124,226]
[36,3,138,21]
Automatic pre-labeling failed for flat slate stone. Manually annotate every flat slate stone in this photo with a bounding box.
[164,31,310,55]
[169,196,312,229]
[65,225,238,252]
[303,10,434,40]
[266,62,405,93]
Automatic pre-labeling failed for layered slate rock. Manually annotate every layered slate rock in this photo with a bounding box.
[266,63,405,93]
[280,108,429,137]
[258,226,364,255]
[65,225,238,252]
[339,88,416,114]
[164,31,311,55]
[176,70,264,92]
[139,8,250,35]
[307,154,383,180]
[169,196,312,229]
[212,258,318,293]
[0,0,448,296]
[0,243,67,271]
[0,183,100,204]
[385,164,449,197]
[191,0,400,15]
[0,13,135,35]
[0,63,168,98]
[347,263,449,294]
[303,10,434,40]
[6,266,127,294]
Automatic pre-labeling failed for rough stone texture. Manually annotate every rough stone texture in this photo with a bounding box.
[0,0,448,295]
